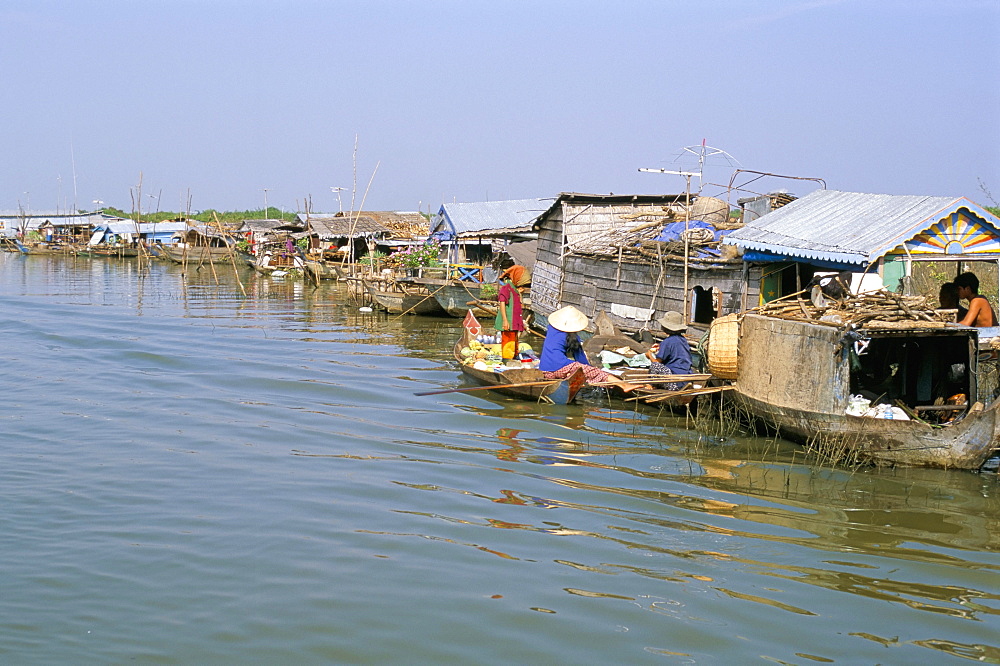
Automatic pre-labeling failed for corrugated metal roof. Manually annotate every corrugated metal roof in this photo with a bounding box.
[435,198,549,236]
[723,189,998,266]
[105,221,189,234]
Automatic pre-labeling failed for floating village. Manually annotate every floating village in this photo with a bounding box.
[5,174,1000,472]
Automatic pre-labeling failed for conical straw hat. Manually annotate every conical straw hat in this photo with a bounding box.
[548,305,589,333]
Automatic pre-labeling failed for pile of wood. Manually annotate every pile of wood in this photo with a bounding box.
[754,288,955,328]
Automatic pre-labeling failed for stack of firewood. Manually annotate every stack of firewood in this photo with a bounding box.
[754,288,954,327]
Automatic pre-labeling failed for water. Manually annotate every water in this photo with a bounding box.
[1,253,998,664]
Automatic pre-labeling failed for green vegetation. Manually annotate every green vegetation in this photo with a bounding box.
[359,250,386,266]
[101,206,298,226]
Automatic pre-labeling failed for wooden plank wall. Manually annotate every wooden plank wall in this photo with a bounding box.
[532,199,762,332]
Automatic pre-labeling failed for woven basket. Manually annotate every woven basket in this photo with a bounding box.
[707,313,740,379]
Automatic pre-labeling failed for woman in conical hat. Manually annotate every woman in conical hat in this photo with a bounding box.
[644,311,693,391]
[539,306,645,392]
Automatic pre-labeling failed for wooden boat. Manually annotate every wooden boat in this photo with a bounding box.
[78,245,140,258]
[12,240,78,255]
[582,311,716,408]
[363,276,448,316]
[724,310,1000,469]
[407,276,501,318]
[453,327,586,404]
[303,258,342,280]
[158,244,247,265]
[251,250,305,276]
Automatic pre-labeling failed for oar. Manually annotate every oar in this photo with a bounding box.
[589,373,713,386]
[627,385,735,403]
[415,379,560,396]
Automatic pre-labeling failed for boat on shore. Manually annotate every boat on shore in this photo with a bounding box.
[451,326,586,404]
[716,294,1000,469]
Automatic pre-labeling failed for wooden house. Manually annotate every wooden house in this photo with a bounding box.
[0,210,111,244]
[529,193,758,335]
[297,211,427,261]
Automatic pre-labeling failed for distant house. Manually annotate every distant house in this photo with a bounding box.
[88,220,189,246]
[531,193,755,334]
[722,189,1000,302]
[171,224,236,248]
[0,210,115,242]
[236,218,306,255]
[297,211,428,260]
[429,198,547,265]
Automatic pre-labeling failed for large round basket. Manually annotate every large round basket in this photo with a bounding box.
[707,313,740,379]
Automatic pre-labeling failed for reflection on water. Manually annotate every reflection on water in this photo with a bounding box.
[1,254,997,664]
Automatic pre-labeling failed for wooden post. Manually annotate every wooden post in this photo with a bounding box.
[682,174,691,321]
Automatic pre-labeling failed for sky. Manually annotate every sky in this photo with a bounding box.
[2,0,998,216]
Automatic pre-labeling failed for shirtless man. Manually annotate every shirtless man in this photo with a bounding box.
[954,272,998,327]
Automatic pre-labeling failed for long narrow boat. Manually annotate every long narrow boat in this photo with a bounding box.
[303,258,341,280]
[406,276,501,318]
[158,244,248,265]
[363,277,448,316]
[723,310,1000,469]
[452,326,586,404]
[78,246,140,258]
[12,240,78,255]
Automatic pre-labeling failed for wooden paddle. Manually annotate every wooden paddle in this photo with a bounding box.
[628,385,735,403]
[414,379,561,396]
[590,373,713,386]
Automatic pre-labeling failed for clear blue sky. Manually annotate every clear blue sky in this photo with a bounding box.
[2,0,998,215]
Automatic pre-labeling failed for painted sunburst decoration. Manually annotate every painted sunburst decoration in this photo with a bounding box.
[905,208,1000,255]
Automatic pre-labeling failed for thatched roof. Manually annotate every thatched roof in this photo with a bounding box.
[300,211,427,240]
[239,218,304,233]
[306,215,391,239]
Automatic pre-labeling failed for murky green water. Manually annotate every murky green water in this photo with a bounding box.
[1,253,998,663]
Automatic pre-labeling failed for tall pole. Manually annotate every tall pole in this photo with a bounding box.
[682,174,692,321]
[263,188,269,219]
[638,168,699,321]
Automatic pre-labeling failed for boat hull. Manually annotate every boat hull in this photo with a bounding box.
[732,313,999,469]
[303,259,341,280]
[408,277,498,318]
[453,330,585,404]
[368,289,447,316]
[733,392,999,468]
[159,245,247,264]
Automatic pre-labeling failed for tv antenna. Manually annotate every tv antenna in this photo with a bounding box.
[639,139,740,194]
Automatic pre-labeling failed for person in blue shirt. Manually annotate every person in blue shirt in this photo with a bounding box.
[645,311,693,391]
[539,305,644,392]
